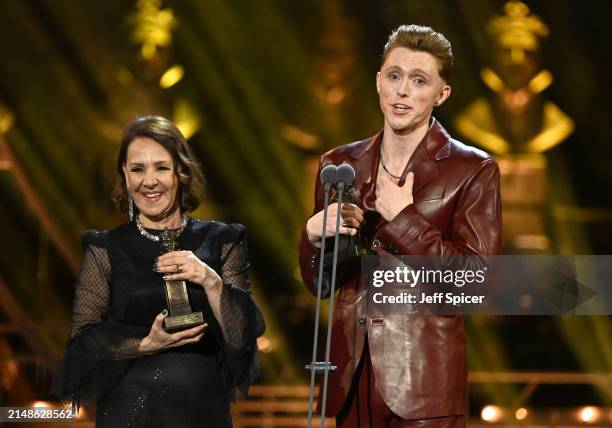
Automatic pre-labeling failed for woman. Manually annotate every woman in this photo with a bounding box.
[52,115,265,427]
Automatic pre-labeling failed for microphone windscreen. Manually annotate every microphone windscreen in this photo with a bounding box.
[320,164,337,185]
[336,163,355,187]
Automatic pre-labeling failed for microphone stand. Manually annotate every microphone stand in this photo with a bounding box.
[318,180,346,428]
[306,177,335,427]
[306,163,353,428]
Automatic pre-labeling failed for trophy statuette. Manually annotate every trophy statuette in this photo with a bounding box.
[160,229,205,332]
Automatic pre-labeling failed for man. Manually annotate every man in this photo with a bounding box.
[299,25,502,427]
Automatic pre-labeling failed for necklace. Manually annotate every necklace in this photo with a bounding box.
[379,149,403,180]
[135,215,188,242]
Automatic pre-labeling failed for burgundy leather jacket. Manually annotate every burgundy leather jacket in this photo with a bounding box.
[298,118,502,419]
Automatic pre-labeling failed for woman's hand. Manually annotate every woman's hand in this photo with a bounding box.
[306,203,364,246]
[156,250,224,324]
[139,310,208,353]
[156,250,222,292]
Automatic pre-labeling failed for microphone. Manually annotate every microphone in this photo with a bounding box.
[335,163,355,191]
[320,164,337,191]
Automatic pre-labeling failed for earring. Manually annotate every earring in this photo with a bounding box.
[128,193,135,221]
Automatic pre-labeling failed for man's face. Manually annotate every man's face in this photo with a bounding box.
[376,47,451,135]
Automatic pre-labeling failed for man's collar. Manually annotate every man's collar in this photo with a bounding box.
[349,117,452,161]
[426,117,452,161]
[350,131,381,159]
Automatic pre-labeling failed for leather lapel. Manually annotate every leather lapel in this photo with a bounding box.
[345,118,452,206]
[401,118,451,196]
[349,131,381,210]
[404,143,438,195]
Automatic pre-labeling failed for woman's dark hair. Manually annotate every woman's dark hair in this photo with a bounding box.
[112,115,205,215]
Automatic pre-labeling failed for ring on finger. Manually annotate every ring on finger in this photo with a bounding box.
[176,264,183,273]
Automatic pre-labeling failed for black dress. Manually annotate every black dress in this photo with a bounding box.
[51,218,265,427]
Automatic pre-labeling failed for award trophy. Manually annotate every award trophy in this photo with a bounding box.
[160,229,205,332]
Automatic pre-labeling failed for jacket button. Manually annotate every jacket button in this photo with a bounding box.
[358,317,366,326]
[371,239,381,249]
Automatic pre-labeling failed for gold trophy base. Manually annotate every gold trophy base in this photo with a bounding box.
[163,311,205,332]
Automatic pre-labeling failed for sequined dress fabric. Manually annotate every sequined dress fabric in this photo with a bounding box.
[51,218,265,427]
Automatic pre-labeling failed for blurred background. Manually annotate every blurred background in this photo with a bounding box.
[0,0,610,426]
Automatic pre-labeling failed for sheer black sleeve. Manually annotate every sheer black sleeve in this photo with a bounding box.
[217,224,265,398]
[51,231,151,408]
[68,242,150,358]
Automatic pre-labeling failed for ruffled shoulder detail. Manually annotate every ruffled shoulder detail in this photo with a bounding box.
[187,217,234,234]
[187,218,247,247]
[221,223,246,242]
[80,229,109,250]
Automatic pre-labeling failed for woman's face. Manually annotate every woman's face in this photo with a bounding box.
[122,137,180,221]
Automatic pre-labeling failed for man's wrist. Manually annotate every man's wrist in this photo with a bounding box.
[389,202,414,222]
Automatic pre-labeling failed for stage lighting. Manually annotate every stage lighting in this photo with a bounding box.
[481,405,503,423]
[578,406,600,423]
[515,407,528,420]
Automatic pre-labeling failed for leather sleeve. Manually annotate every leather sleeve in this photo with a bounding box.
[298,157,326,296]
